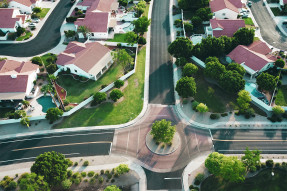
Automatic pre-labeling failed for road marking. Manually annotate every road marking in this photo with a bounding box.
[0,153,80,164]
[218,150,287,152]
[213,139,287,142]
[164,177,181,180]
[126,129,130,154]
[0,132,113,144]
[137,126,141,156]
[12,141,112,152]
[192,129,200,153]
[109,142,112,154]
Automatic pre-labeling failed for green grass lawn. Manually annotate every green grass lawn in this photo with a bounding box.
[275,85,287,106]
[201,168,287,191]
[57,64,124,103]
[0,108,14,118]
[40,53,56,66]
[106,34,127,43]
[16,31,32,41]
[142,4,150,17]
[37,8,50,19]
[271,7,281,16]
[254,37,260,41]
[243,18,254,26]
[54,47,146,128]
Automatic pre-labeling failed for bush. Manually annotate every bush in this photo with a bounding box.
[261,163,266,168]
[46,64,57,74]
[107,173,112,179]
[66,16,77,23]
[100,170,104,174]
[105,170,110,175]
[92,92,107,106]
[73,178,81,185]
[98,176,104,184]
[88,171,95,177]
[74,162,78,166]
[31,57,42,66]
[114,80,124,88]
[110,89,124,102]
[67,159,73,166]
[83,161,89,166]
[194,173,204,185]
[210,113,220,119]
[81,172,87,177]
[16,27,25,37]
[67,170,73,177]
[266,160,274,168]
[192,101,199,110]
[61,179,72,190]
[73,172,80,179]
[63,99,69,106]
[138,36,146,44]
[174,19,182,28]
[275,163,281,168]
[7,32,17,40]
[89,178,96,184]
[221,113,228,117]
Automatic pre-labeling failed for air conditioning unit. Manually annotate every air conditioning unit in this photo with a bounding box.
[11,74,17,78]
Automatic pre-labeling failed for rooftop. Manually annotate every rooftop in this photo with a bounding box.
[0,8,20,29]
[75,12,109,33]
[210,0,243,13]
[210,18,245,37]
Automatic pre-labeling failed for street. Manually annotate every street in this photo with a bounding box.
[0,130,114,165]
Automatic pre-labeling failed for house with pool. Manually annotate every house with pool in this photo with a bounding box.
[55,41,113,80]
[226,40,276,79]
[0,59,39,102]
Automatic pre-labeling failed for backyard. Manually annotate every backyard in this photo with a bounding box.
[53,47,146,128]
[201,168,287,191]
[106,34,128,43]
[275,85,287,106]
[271,7,282,16]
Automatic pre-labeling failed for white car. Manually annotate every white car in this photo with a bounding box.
[28,23,37,27]
[32,18,40,23]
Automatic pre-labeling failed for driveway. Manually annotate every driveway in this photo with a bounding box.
[251,0,287,50]
[149,0,175,105]
[0,0,72,57]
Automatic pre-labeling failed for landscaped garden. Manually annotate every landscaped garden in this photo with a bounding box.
[54,47,146,128]
[275,85,287,106]
[106,34,128,43]
[16,31,32,41]
[0,108,14,118]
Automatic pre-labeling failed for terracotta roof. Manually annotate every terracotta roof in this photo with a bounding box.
[210,18,245,37]
[65,41,86,53]
[210,0,242,13]
[56,41,111,73]
[0,59,39,74]
[0,9,20,28]
[0,75,28,93]
[75,12,109,33]
[8,0,37,7]
[77,0,117,12]
[227,41,276,72]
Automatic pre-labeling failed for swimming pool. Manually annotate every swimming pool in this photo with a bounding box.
[36,96,56,113]
[121,12,137,21]
[190,35,203,45]
[123,23,135,32]
[245,82,263,97]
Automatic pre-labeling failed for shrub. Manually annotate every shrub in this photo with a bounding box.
[107,173,112,179]
[266,160,274,168]
[92,92,107,106]
[261,163,266,168]
[67,159,73,166]
[194,173,204,185]
[89,178,96,184]
[100,170,104,174]
[275,163,281,168]
[66,16,77,23]
[114,80,124,88]
[101,84,107,89]
[83,161,89,166]
[67,170,73,177]
[111,179,115,183]
[88,171,95,177]
[221,113,228,117]
[74,162,78,166]
[61,179,72,190]
[105,170,110,174]
[16,27,25,37]
[210,113,220,119]
[110,89,124,102]
[31,57,42,66]
[98,176,104,184]
[115,164,130,175]
[73,172,80,179]
[81,172,87,177]
[192,101,199,110]
[138,36,147,44]
[73,178,81,185]
[7,32,17,40]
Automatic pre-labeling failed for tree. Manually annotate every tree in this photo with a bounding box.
[168,37,193,58]
[124,31,138,45]
[45,108,63,123]
[272,105,284,115]
[33,7,42,13]
[184,22,193,33]
[114,79,124,88]
[20,117,30,127]
[233,28,255,46]
[205,152,246,182]
[220,70,245,93]
[151,119,176,143]
[78,25,90,38]
[196,103,208,112]
[182,63,198,77]
[104,185,121,191]
[46,64,57,74]
[110,89,124,102]
[275,59,285,68]
[0,0,9,8]
[61,179,72,190]
[14,110,27,119]
[31,151,69,186]
[112,49,134,72]
[31,56,42,66]
[195,7,212,21]
[134,0,146,17]
[175,77,197,98]
[175,57,188,67]
[178,0,209,9]
[18,173,50,191]
[204,61,226,80]
[64,30,76,38]
[226,63,245,76]
[191,16,202,28]
[115,164,130,175]
[17,27,25,37]
[237,90,251,111]
[41,84,53,96]
[256,73,278,92]
[241,147,261,172]
[92,92,107,105]
[205,56,219,63]
[132,16,151,35]
[22,100,30,108]
[118,0,128,6]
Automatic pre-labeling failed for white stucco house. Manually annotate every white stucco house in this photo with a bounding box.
[0,59,39,101]
[8,0,41,14]
[55,41,113,80]
[0,8,23,33]
[226,41,276,78]
[210,0,243,19]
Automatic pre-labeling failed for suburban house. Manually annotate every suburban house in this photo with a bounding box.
[76,0,118,13]
[8,0,41,14]
[55,41,113,80]
[226,40,276,78]
[205,18,245,37]
[210,0,243,19]
[0,59,39,101]
[0,8,23,33]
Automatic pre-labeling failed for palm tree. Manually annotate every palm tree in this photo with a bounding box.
[48,74,57,82]
[41,84,58,108]
[22,100,30,108]
[78,26,90,38]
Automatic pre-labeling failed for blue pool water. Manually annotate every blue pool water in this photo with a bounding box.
[36,96,56,113]
[245,82,264,97]
[121,12,136,21]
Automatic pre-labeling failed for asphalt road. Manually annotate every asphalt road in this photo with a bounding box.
[212,129,287,154]
[0,0,72,57]
[149,0,175,105]
[0,130,114,165]
[251,0,287,50]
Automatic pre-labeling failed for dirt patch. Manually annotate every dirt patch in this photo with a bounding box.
[134,79,139,88]
[120,81,128,91]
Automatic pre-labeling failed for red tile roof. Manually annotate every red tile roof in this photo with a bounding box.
[0,75,28,93]
[210,0,242,13]
[16,15,27,24]
[56,41,111,73]
[0,60,39,74]
[77,0,117,12]
[0,9,20,29]
[210,18,245,37]
[227,41,276,72]
[75,12,109,33]
[283,0,287,4]
[9,0,37,7]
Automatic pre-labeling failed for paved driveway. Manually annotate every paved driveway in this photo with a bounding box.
[149,0,175,105]
[251,0,287,50]
[0,0,72,57]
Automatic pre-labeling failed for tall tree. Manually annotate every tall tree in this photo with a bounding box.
[112,49,134,72]
[168,37,193,58]
[204,61,226,81]
[18,173,50,191]
[132,16,151,35]
[45,108,63,123]
[241,147,261,172]
[237,90,252,111]
[256,72,278,92]
[151,119,176,144]
[220,70,245,93]
[233,28,255,46]
[226,63,245,76]
[175,77,197,98]
[124,31,138,45]
[182,63,198,77]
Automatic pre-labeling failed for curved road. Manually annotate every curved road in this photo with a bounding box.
[0,0,72,57]
[251,0,287,50]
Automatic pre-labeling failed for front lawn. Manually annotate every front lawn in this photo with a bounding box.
[275,85,287,106]
[243,17,254,26]
[57,64,124,103]
[16,31,32,41]
[54,47,146,128]
[41,53,56,66]
[106,34,127,43]
[271,7,281,16]
[37,8,50,19]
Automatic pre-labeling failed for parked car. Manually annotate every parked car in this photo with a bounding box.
[15,103,23,110]
[28,23,37,29]
[241,13,249,18]
[32,18,40,23]
[247,1,252,7]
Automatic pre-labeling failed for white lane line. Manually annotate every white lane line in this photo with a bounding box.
[136,126,141,156]
[218,150,287,152]
[109,142,113,154]
[126,130,130,154]
[0,153,80,164]
[164,177,181,180]
[0,132,113,144]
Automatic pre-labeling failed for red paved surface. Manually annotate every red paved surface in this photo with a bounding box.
[55,83,67,100]
[112,105,213,172]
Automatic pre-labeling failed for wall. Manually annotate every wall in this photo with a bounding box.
[25,69,39,96]
[214,8,238,19]
[259,62,274,73]
[9,1,32,14]
[89,32,109,39]
[0,27,16,33]
[59,64,92,79]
